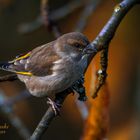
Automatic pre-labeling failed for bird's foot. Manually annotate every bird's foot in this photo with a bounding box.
[47,98,61,116]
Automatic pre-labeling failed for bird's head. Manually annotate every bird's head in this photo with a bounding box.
[56,32,90,59]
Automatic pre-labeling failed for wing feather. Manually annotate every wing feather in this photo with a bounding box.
[6,41,61,76]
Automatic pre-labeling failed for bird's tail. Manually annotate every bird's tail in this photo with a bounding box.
[0,62,12,72]
[0,61,33,76]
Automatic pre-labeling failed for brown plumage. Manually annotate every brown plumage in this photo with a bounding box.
[0,32,90,97]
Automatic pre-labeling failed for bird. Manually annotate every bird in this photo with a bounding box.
[0,32,90,113]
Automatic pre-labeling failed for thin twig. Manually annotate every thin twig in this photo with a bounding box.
[18,0,84,34]
[29,0,140,139]
[92,46,108,98]
[50,0,84,21]
[41,0,61,38]
[1,90,31,106]
[0,73,17,82]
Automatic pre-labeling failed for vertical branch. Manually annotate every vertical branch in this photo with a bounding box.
[82,55,110,140]
[92,46,108,98]
[41,0,49,27]
[41,0,61,38]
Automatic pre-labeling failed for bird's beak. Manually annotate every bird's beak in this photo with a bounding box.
[82,44,97,55]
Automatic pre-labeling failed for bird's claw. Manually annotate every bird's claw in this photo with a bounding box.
[47,98,61,116]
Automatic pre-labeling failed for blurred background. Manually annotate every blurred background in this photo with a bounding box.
[0,0,140,140]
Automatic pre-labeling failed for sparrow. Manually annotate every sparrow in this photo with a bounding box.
[0,32,90,112]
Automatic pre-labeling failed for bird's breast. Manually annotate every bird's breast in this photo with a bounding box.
[18,57,84,97]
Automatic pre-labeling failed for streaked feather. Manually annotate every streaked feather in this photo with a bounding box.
[9,52,31,63]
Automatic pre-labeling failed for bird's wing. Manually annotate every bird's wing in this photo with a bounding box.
[0,41,61,76]
[0,52,32,76]
[26,41,61,76]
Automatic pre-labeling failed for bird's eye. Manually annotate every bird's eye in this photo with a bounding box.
[75,44,83,51]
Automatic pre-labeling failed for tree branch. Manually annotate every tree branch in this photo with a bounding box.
[40,0,61,38]
[92,46,109,98]
[18,0,84,34]
[29,91,71,140]
[0,74,17,82]
[1,90,31,106]
[85,0,140,65]
[29,0,140,139]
